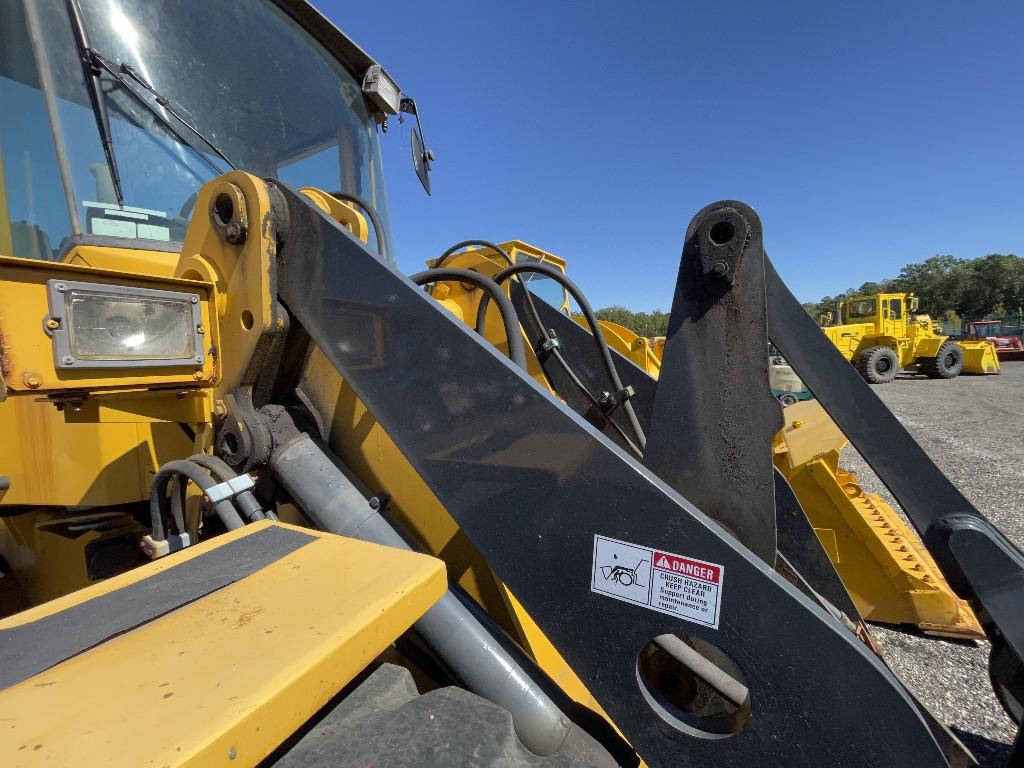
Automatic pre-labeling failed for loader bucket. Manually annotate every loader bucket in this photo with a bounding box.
[958,339,1001,374]
[773,401,984,639]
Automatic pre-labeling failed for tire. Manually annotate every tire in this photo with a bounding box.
[855,346,899,384]
[920,340,964,379]
[274,663,613,767]
[778,393,799,407]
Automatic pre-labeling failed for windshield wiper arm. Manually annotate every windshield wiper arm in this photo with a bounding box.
[64,0,124,206]
[118,62,236,172]
[85,50,236,175]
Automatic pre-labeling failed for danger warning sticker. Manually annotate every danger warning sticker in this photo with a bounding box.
[591,535,724,629]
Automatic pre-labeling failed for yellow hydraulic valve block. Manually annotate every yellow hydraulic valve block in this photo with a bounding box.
[774,400,983,639]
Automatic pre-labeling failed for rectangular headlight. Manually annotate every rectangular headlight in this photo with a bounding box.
[47,280,204,369]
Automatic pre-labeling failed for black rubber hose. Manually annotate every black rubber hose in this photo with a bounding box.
[428,241,642,456]
[409,268,528,370]
[328,191,389,264]
[188,454,272,522]
[434,240,514,269]
[478,262,647,450]
[149,460,244,541]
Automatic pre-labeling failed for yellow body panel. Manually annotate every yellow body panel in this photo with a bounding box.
[0,522,447,768]
[62,244,180,278]
[592,319,662,375]
[0,390,208,506]
[0,509,145,605]
[774,401,982,638]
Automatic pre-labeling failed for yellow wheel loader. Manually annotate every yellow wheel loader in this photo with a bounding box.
[1,2,1023,767]
[820,292,1000,383]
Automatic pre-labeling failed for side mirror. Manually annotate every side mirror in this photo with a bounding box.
[411,128,433,195]
[910,297,920,312]
[401,97,434,196]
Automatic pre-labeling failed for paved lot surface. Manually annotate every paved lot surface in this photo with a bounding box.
[839,361,1023,766]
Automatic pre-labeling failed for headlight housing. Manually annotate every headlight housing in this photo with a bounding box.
[47,280,204,369]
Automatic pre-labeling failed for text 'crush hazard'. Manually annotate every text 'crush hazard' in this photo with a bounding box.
[591,535,724,628]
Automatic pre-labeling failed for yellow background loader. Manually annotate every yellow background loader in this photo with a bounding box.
[820,291,999,383]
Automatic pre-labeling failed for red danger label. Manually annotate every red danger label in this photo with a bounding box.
[592,535,724,629]
[653,552,721,584]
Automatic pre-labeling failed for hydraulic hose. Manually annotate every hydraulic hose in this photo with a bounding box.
[409,268,528,370]
[266,418,615,766]
[478,262,647,451]
[149,459,244,541]
[188,453,274,522]
[328,191,389,265]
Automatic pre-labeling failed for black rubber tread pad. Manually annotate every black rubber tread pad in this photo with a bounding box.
[0,525,314,691]
[274,663,606,767]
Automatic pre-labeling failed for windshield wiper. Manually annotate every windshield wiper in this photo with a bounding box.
[119,61,236,171]
[65,0,124,206]
[86,50,236,175]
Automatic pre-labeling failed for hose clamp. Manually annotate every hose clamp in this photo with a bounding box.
[205,474,255,504]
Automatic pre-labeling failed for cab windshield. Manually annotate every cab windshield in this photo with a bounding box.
[846,298,877,320]
[0,0,392,261]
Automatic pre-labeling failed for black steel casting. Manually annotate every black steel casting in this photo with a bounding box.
[518,285,861,623]
[269,183,950,767]
[642,201,781,566]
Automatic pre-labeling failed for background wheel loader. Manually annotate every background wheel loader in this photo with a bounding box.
[819,292,1000,383]
[1,1,1023,767]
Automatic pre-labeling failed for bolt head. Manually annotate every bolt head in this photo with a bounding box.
[24,373,42,388]
[190,295,199,304]
[62,356,74,365]
[55,283,66,292]
[46,318,60,330]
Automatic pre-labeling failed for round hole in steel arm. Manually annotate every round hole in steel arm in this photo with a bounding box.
[637,634,751,739]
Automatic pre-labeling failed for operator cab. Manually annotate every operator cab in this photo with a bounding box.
[0,0,409,265]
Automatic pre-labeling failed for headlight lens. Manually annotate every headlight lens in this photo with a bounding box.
[47,280,203,369]
[67,290,195,360]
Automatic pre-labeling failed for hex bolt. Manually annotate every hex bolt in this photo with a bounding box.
[54,283,66,292]
[196,325,205,335]
[193,370,204,380]
[62,356,74,365]
[23,373,42,389]
[190,295,199,304]
[46,318,60,330]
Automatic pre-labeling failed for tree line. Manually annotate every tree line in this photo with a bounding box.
[592,306,671,338]
[801,253,1024,323]
[587,253,1023,339]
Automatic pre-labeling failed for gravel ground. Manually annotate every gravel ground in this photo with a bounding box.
[838,361,1023,766]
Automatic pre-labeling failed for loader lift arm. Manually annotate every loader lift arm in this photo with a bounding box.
[518,200,1024,759]
[250,182,959,766]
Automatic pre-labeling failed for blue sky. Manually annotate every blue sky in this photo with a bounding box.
[323,0,1024,309]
